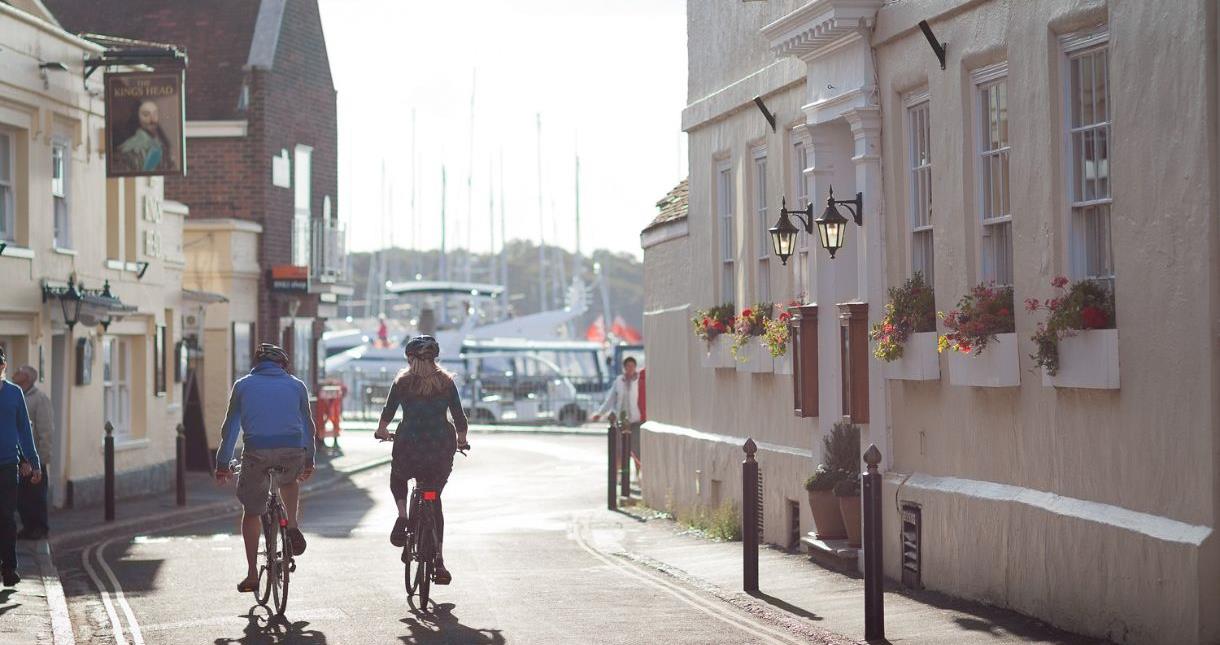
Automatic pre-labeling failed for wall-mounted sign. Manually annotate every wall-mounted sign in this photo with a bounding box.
[75,337,93,386]
[270,265,309,294]
[105,71,185,177]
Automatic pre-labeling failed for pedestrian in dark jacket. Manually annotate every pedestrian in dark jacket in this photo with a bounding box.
[0,347,41,586]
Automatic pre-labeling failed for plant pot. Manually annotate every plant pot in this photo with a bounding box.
[700,335,735,369]
[1042,328,1119,390]
[838,494,862,548]
[773,348,792,375]
[806,489,847,540]
[883,331,940,381]
[736,339,774,373]
[947,332,1020,387]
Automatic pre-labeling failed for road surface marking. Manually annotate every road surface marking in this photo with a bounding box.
[95,538,146,645]
[80,545,128,645]
[572,516,803,645]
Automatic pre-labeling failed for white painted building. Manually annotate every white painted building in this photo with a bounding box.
[0,1,189,506]
[644,1,1220,642]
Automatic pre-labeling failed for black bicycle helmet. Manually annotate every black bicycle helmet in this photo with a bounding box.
[255,343,290,368]
[404,335,440,360]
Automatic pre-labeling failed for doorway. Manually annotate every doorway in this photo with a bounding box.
[50,334,67,508]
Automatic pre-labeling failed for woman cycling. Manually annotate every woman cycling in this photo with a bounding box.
[374,335,469,585]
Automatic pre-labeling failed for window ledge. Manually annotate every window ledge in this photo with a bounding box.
[1,245,35,259]
[105,259,124,270]
[52,247,77,256]
[112,437,150,453]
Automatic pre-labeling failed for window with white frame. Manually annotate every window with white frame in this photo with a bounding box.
[975,67,1011,285]
[907,97,934,284]
[292,319,312,384]
[102,337,132,437]
[791,136,811,299]
[292,145,312,267]
[717,160,735,305]
[52,140,70,248]
[1065,33,1113,288]
[0,131,14,242]
[752,147,770,304]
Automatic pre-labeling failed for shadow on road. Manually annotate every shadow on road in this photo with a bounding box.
[746,589,824,621]
[214,604,328,644]
[399,603,505,644]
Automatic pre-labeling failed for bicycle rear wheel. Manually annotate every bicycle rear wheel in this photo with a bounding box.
[271,522,291,615]
[409,516,432,610]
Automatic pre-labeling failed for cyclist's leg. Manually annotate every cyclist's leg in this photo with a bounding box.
[418,463,453,582]
[235,450,274,588]
[270,448,310,555]
[389,469,412,546]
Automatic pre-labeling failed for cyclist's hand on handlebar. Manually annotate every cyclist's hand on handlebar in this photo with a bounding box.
[214,468,233,485]
[374,427,394,442]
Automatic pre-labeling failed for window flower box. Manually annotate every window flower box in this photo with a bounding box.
[883,332,940,381]
[735,339,774,373]
[1042,328,1119,389]
[773,348,793,375]
[701,336,736,369]
[947,332,1020,387]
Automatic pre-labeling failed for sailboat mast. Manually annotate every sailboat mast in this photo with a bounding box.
[465,70,476,283]
[499,149,509,316]
[536,113,548,312]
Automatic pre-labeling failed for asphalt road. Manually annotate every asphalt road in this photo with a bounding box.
[55,434,812,645]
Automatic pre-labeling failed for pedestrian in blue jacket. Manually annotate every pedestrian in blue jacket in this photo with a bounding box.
[0,346,41,586]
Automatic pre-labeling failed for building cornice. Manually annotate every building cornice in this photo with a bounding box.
[640,217,689,250]
[0,2,105,53]
[762,0,884,61]
[184,120,249,139]
[183,218,264,234]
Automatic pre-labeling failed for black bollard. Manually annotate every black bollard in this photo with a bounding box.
[863,444,885,641]
[607,418,618,511]
[176,423,186,506]
[742,438,759,593]
[619,422,631,499]
[104,421,115,522]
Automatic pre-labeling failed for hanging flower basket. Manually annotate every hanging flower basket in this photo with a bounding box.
[940,283,1019,387]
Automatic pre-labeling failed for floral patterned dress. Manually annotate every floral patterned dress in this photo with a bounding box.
[379,379,468,486]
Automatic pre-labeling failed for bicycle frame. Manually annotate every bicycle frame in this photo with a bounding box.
[404,485,442,610]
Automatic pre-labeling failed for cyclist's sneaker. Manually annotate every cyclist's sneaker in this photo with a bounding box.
[1,569,19,587]
[287,527,307,556]
[433,560,452,585]
[390,516,410,547]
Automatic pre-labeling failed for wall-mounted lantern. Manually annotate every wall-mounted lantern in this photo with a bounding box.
[770,186,863,262]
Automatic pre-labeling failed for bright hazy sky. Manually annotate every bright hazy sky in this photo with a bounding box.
[318,0,688,259]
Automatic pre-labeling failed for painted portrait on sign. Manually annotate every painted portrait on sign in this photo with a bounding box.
[105,72,185,177]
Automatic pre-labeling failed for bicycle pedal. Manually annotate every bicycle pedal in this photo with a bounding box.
[289,561,297,573]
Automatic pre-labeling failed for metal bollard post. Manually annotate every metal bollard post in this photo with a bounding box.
[863,444,885,641]
[176,423,186,507]
[104,421,115,522]
[607,418,618,511]
[742,438,759,593]
[619,422,631,499]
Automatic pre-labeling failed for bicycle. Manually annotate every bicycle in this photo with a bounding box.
[233,462,295,616]
[387,441,470,612]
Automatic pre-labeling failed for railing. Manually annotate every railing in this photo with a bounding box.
[311,218,346,283]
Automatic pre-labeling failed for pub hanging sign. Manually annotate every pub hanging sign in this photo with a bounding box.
[104,71,186,177]
[270,265,309,294]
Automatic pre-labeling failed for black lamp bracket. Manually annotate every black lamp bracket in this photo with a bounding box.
[779,197,815,232]
[917,20,947,70]
[752,96,777,133]
[834,190,864,227]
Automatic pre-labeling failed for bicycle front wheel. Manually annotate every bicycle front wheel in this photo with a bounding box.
[271,523,291,615]
[256,515,274,606]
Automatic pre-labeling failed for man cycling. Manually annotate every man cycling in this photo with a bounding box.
[374,335,469,585]
[214,343,316,593]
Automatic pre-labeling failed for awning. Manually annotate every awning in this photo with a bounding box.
[182,289,229,304]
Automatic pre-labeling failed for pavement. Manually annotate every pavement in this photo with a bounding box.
[0,428,1102,644]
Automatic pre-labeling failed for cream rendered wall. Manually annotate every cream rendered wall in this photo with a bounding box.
[873,1,1219,642]
[183,218,262,448]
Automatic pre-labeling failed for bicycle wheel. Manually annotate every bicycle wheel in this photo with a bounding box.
[256,514,274,606]
[412,515,432,609]
[271,522,291,615]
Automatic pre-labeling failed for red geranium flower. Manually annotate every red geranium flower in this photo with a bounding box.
[1024,298,1039,312]
[1081,306,1108,329]
[1051,275,1069,289]
[741,308,752,318]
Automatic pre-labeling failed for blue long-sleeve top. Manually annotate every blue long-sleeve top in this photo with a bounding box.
[215,361,316,467]
[0,380,40,470]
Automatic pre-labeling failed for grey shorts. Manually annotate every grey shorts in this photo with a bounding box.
[237,447,308,513]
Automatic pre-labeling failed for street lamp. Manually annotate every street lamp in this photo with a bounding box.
[769,186,863,263]
[42,275,83,329]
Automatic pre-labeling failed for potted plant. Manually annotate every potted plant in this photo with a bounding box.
[833,477,862,548]
[803,465,848,540]
[763,300,801,375]
[939,283,1019,387]
[692,304,735,368]
[871,273,938,380]
[731,303,773,373]
[1027,276,1119,389]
